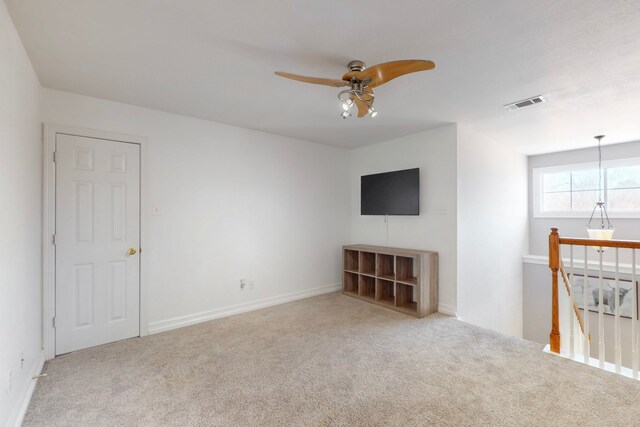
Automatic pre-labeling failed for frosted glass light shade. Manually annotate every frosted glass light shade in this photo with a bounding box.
[586,228,615,240]
[586,228,615,252]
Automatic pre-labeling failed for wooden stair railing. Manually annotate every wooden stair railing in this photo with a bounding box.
[559,259,588,337]
[560,261,591,341]
[549,228,640,374]
[549,228,561,353]
[549,228,587,354]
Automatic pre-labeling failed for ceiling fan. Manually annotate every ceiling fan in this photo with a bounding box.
[275,59,435,119]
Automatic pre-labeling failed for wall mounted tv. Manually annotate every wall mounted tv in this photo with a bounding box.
[361,168,420,215]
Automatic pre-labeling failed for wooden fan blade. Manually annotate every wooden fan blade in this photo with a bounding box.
[352,86,374,118]
[342,60,435,88]
[275,71,349,87]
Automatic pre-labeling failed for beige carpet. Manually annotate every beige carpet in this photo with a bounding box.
[25,292,640,426]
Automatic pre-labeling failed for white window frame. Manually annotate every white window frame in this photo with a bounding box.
[533,157,640,218]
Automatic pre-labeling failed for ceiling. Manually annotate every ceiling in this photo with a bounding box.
[5,0,640,153]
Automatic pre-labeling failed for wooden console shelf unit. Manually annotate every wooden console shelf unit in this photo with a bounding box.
[342,244,438,318]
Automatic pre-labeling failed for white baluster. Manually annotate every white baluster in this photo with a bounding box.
[569,246,574,359]
[584,246,590,363]
[615,248,621,373]
[578,314,585,355]
[576,310,584,356]
[633,249,638,379]
[599,250,605,368]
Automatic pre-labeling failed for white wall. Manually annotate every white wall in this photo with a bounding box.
[457,125,528,337]
[42,88,350,330]
[348,125,458,314]
[522,261,550,345]
[0,2,43,425]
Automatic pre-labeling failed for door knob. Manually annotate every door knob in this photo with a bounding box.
[128,248,137,255]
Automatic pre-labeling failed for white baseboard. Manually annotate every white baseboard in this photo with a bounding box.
[148,283,342,335]
[9,350,45,427]
[438,303,457,316]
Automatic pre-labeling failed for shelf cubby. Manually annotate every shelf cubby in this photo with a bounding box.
[376,279,395,306]
[344,249,359,272]
[376,253,395,281]
[359,251,376,276]
[396,282,417,313]
[359,275,376,300]
[396,256,417,285]
[344,271,359,296]
[342,244,438,318]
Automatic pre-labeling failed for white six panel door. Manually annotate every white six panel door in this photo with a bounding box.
[55,134,140,355]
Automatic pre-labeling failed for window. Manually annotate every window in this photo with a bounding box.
[533,158,640,218]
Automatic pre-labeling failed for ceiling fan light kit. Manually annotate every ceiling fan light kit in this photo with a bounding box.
[338,84,376,119]
[275,59,435,119]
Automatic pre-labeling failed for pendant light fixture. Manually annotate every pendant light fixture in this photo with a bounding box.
[586,135,614,248]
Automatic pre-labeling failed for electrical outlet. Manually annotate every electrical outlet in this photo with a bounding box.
[248,280,255,290]
[240,279,246,291]
[20,352,24,370]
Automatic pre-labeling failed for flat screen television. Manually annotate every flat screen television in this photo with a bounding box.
[361,168,419,215]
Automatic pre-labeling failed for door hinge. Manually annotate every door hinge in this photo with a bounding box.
[52,234,56,245]
[52,317,56,328]
[53,151,57,163]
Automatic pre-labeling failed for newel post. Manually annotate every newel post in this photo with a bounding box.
[549,227,561,353]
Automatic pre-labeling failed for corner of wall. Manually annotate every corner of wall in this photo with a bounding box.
[456,125,528,337]
[347,125,459,314]
[1,2,44,424]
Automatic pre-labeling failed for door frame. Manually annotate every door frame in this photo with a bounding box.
[42,124,149,360]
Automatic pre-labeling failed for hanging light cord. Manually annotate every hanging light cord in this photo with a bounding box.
[597,137,603,203]
[586,135,612,230]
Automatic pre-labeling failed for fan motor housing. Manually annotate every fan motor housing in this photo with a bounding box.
[347,60,366,72]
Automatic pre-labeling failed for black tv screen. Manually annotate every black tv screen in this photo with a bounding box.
[361,168,419,215]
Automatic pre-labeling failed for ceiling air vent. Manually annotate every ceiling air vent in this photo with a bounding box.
[504,95,545,111]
